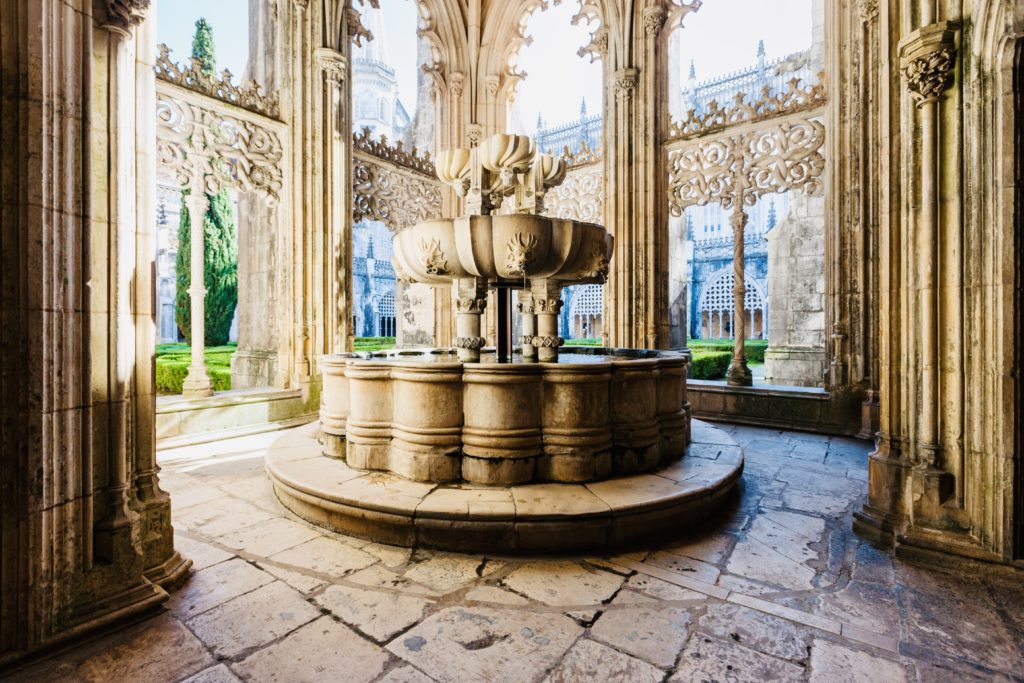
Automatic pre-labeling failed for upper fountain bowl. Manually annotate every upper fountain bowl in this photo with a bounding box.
[392,214,613,287]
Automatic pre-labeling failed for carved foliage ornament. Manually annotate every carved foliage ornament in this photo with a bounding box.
[667,75,827,142]
[903,48,955,106]
[614,68,639,99]
[572,0,607,62]
[505,233,540,277]
[643,6,666,36]
[544,165,603,223]
[156,91,285,203]
[858,0,879,22]
[102,0,150,35]
[353,127,434,176]
[352,155,443,231]
[316,48,347,84]
[419,237,449,276]
[155,44,280,120]
[667,118,826,215]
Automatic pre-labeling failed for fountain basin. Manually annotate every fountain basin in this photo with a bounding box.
[320,348,692,486]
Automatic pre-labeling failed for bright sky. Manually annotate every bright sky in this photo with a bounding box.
[157,0,813,130]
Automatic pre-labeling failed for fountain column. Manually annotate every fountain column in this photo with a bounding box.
[455,277,488,362]
[518,290,537,361]
[531,280,564,363]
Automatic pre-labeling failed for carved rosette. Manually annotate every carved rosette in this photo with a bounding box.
[903,48,955,106]
[101,0,150,36]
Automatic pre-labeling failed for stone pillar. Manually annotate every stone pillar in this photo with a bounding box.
[532,280,564,363]
[518,289,538,361]
[726,209,752,386]
[455,277,487,362]
[181,191,214,396]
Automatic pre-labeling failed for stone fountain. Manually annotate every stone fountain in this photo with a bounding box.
[266,134,745,552]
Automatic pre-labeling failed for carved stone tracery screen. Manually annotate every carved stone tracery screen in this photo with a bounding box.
[352,128,443,232]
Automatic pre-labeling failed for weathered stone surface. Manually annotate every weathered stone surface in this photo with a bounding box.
[186,581,321,658]
[671,634,806,682]
[167,558,276,620]
[502,561,624,606]
[808,639,907,683]
[268,536,378,577]
[216,517,321,556]
[77,616,215,683]
[590,605,692,668]
[181,664,243,683]
[316,583,433,641]
[698,603,813,661]
[403,554,486,593]
[387,607,582,683]
[235,617,390,682]
[617,573,707,603]
[544,638,664,683]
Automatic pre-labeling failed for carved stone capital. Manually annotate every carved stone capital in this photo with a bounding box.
[466,123,483,148]
[456,298,487,314]
[534,298,564,315]
[614,68,639,99]
[484,75,500,100]
[643,6,666,36]
[315,48,347,84]
[449,72,466,98]
[899,22,958,107]
[858,0,879,23]
[100,0,150,37]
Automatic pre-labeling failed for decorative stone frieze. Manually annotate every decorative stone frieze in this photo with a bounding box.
[353,126,435,175]
[667,75,827,141]
[155,44,281,119]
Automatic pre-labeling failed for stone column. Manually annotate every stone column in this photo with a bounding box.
[518,289,537,361]
[181,190,214,396]
[455,277,487,362]
[531,280,564,363]
[726,209,752,386]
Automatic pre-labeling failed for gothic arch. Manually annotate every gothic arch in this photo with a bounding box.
[697,267,766,316]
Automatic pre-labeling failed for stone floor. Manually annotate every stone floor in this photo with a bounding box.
[9,423,1024,683]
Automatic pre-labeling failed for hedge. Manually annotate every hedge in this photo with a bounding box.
[565,338,602,347]
[354,337,396,351]
[156,343,235,395]
[689,350,732,380]
[688,339,768,363]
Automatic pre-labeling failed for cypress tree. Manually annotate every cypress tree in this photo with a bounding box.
[174,19,239,347]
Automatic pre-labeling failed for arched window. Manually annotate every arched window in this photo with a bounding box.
[378,292,396,338]
[696,269,768,340]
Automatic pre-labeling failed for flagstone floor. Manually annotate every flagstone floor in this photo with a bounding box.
[8,423,1024,683]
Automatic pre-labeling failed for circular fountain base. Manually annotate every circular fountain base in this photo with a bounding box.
[267,419,743,554]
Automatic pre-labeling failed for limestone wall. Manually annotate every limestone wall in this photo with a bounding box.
[764,193,827,386]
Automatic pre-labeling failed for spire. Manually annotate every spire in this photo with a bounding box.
[366,236,376,261]
[757,39,766,58]
[579,97,587,118]
[767,197,777,230]
[757,39,767,79]
[353,4,390,65]
[536,112,544,133]
[688,59,697,81]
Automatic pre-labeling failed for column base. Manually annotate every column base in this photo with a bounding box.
[726,360,752,386]
[182,365,214,397]
[144,551,192,591]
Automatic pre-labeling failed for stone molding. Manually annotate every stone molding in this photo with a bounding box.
[898,22,958,107]
[667,75,827,142]
[155,44,281,119]
[100,0,150,36]
[614,68,639,99]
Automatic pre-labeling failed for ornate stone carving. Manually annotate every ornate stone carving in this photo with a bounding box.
[560,139,603,168]
[903,48,955,106]
[467,124,484,148]
[455,297,487,314]
[155,44,281,120]
[505,233,540,277]
[572,1,606,62]
[667,75,827,141]
[455,336,487,349]
[419,238,449,276]
[102,0,150,36]
[156,89,285,203]
[577,241,610,281]
[347,7,373,47]
[485,75,500,99]
[450,72,466,98]
[667,118,826,214]
[315,48,347,84]
[643,6,666,36]
[534,298,564,315]
[531,335,565,348]
[352,154,443,231]
[545,164,603,223]
[858,0,879,22]
[353,127,434,175]
[614,68,639,99]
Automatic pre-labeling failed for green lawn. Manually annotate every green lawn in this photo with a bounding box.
[353,337,396,352]
[155,343,236,395]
